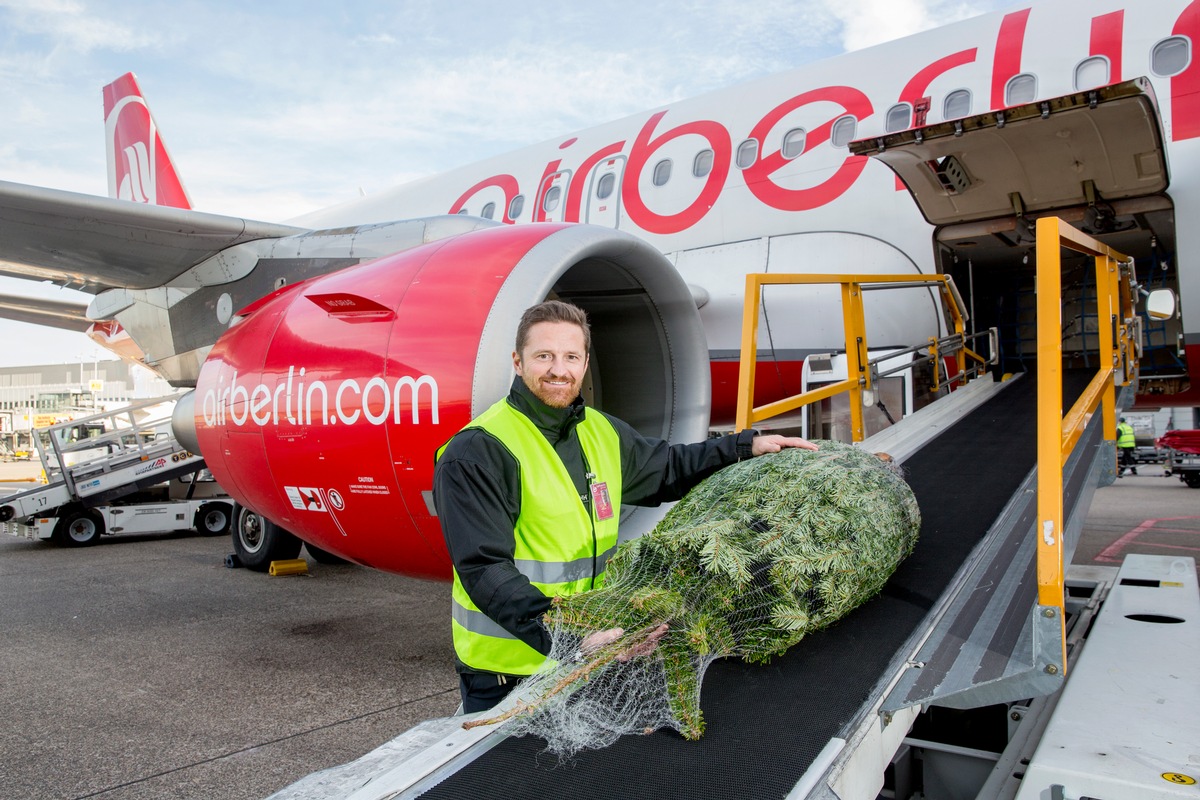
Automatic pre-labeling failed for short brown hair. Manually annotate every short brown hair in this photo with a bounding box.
[515,300,591,354]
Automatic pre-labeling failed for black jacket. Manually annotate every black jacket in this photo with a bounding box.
[433,376,755,670]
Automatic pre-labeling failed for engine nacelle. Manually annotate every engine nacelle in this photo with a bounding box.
[189,223,709,579]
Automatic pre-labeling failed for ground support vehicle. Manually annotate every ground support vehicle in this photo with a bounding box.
[1158,430,1200,488]
[0,398,232,546]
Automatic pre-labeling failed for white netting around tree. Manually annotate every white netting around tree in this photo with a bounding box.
[464,440,921,757]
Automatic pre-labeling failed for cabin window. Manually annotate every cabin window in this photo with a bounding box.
[885,103,912,133]
[1152,36,1191,77]
[508,194,525,220]
[652,159,672,187]
[781,128,806,159]
[543,186,562,213]
[831,116,857,148]
[1005,73,1037,105]
[1074,56,1109,90]
[693,149,714,177]
[596,172,616,199]
[736,139,758,169]
[943,89,971,120]
[481,202,496,220]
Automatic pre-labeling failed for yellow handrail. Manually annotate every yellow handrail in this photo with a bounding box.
[1035,216,1135,674]
[734,273,981,438]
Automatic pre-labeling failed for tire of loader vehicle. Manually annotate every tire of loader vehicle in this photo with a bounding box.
[52,508,104,547]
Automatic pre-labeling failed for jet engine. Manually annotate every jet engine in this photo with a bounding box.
[180,223,710,578]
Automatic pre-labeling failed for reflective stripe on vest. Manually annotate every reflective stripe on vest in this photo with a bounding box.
[1117,423,1136,448]
[441,399,623,675]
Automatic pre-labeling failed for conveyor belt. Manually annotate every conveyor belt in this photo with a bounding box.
[419,375,1079,799]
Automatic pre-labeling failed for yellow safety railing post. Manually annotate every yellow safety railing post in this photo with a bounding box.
[735,274,764,433]
[1034,216,1136,678]
[1118,260,1137,387]
[842,281,868,442]
[928,337,942,393]
[1096,254,1118,455]
[1034,218,1066,631]
[938,279,968,386]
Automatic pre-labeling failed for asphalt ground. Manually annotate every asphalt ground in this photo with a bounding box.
[0,460,458,800]
[1,460,1197,799]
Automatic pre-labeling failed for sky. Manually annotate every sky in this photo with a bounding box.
[0,0,1012,368]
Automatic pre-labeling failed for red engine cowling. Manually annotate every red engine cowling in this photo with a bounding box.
[187,223,709,579]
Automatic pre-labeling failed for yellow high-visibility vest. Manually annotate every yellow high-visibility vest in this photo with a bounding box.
[441,399,622,675]
[1117,422,1136,448]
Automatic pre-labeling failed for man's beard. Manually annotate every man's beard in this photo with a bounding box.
[523,372,579,408]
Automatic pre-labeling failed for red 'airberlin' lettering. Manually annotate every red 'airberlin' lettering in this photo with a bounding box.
[532,160,564,222]
[743,86,873,212]
[901,50,979,112]
[622,111,732,234]
[1090,11,1124,82]
[447,5,1193,225]
[450,175,520,223]
[991,9,1032,108]
[1171,0,1200,141]
[892,49,978,189]
[565,141,626,222]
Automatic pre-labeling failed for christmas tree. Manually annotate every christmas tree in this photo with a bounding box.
[466,440,920,755]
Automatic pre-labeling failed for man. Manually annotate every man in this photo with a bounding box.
[1117,417,1137,476]
[433,300,816,713]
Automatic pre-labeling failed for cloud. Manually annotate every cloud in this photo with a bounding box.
[160,0,845,219]
[0,0,161,54]
[818,0,999,52]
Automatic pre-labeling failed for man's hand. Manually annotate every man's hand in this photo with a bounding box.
[579,627,624,654]
[579,623,670,662]
[751,434,818,456]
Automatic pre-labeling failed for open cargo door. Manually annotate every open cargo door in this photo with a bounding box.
[853,77,1184,395]
[850,78,1168,225]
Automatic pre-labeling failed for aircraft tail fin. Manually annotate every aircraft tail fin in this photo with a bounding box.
[103,72,192,209]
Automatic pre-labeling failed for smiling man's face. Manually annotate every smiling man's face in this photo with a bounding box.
[513,321,589,408]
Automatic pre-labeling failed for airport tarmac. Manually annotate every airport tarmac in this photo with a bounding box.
[1,460,1197,799]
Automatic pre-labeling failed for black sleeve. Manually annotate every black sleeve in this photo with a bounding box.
[432,430,553,657]
[607,415,757,506]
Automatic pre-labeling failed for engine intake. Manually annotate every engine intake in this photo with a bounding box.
[189,223,709,578]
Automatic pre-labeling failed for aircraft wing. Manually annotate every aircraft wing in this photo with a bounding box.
[0,293,91,331]
[0,180,306,292]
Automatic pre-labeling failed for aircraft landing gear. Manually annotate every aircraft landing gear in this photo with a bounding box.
[231,504,301,571]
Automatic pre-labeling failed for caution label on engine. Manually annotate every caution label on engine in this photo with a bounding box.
[1161,772,1196,785]
[285,486,327,512]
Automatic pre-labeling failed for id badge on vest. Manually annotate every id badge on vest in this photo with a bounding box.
[590,481,614,520]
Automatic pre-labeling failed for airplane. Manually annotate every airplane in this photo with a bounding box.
[0,0,1195,580]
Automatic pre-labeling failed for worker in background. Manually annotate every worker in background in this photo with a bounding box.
[433,299,817,713]
[1117,417,1137,476]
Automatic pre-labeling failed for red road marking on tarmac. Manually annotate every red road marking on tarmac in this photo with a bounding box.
[1096,516,1200,563]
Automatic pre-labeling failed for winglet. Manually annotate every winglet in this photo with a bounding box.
[103,72,192,209]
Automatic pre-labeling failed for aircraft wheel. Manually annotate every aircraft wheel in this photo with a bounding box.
[53,509,104,547]
[1184,473,1200,489]
[306,543,350,565]
[231,504,301,571]
[195,502,232,536]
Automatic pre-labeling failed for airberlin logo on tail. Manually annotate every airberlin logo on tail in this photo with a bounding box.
[105,95,159,204]
[201,367,440,429]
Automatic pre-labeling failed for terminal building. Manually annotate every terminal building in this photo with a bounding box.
[0,360,177,453]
